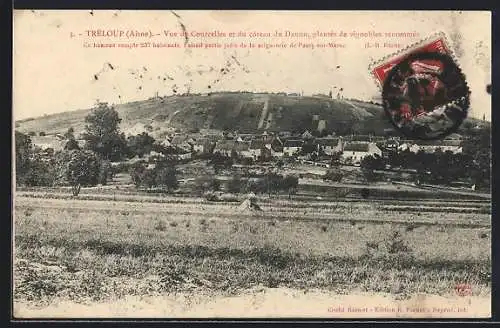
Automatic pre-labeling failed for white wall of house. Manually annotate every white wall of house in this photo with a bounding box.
[284,147,301,156]
[369,144,382,157]
[418,145,463,154]
[240,150,254,159]
[322,143,342,155]
[342,151,370,163]
[341,143,382,163]
[193,144,204,153]
[249,148,261,158]
[214,147,232,156]
[177,153,192,160]
[271,149,284,158]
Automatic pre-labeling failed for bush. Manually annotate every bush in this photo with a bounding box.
[23,155,56,187]
[195,176,220,194]
[227,174,243,194]
[98,160,112,185]
[154,220,167,231]
[385,231,411,254]
[64,138,80,151]
[129,161,178,191]
[323,168,343,182]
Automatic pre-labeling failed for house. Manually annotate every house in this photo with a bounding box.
[233,141,253,158]
[206,133,223,141]
[317,120,327,133]
[270,145,284,158]
[170,135,193,152]
[341,142,382,164]
[249,139,265,159]
[266,136,284,158]
[146,150,166,162]
[415,140,463,154]
[315,137,342,155]
[213,140,236,157]
[301,130,313,140]
[193,138,215,154]
[177,152,192,160]
[381,139,399,158]
[398,139,463,154]
[278,131,292,138]
[241,134,256,141]
[30,136,65,152]
[283,140,304,157]
[398,141,420,153]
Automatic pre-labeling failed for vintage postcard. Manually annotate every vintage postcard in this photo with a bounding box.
[12,10,491,319]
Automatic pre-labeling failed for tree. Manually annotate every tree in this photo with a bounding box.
[82,102,127,161]
[227,174,243,194]
[300,142,317,155]
[129,161,178,191]
[64,127,75,140]
[23,153,56,187]
[243,178,267,194]
[154,163,179,191]
[210,152,233,174]
[360,154,385,183]
[15,131,33,185]
[323,168,343,182]
[266,172,284,197]
[282,175,299,199]
[129,163,148,188]
[127,132,156,158]
[98,160,112,185]
[195,176,220,194]
[55,149,101,196]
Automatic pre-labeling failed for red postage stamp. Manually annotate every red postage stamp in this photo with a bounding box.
[371,32,470,140]
[370,32,452,88]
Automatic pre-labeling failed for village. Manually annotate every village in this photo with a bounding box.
[28,127,465,167]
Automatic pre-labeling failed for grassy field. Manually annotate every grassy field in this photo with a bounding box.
[14,191,491,309]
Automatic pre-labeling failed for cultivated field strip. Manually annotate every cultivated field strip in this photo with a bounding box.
[15,190,491,207]
[15,196,490,228]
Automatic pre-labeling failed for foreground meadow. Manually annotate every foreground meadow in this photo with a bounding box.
[13,193,491,316]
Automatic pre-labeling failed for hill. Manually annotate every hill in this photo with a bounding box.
[14,92,488,138]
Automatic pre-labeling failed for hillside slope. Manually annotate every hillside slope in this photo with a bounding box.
[15,92,487,138]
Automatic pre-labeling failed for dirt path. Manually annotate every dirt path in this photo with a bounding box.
[257,97,270,129]
[14,287,490,319]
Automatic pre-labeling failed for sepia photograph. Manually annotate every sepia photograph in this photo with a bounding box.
[12,10,491,318]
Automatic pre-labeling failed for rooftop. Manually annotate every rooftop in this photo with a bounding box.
[284,140,304,148]
[343,142,371,152]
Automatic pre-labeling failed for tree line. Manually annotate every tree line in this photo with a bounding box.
[15,102,178,195]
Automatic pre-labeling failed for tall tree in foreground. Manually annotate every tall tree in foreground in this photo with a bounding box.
[55,149,101,196]
[82,102,127,161]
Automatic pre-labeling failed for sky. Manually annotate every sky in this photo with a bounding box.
[13,10,491,121]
